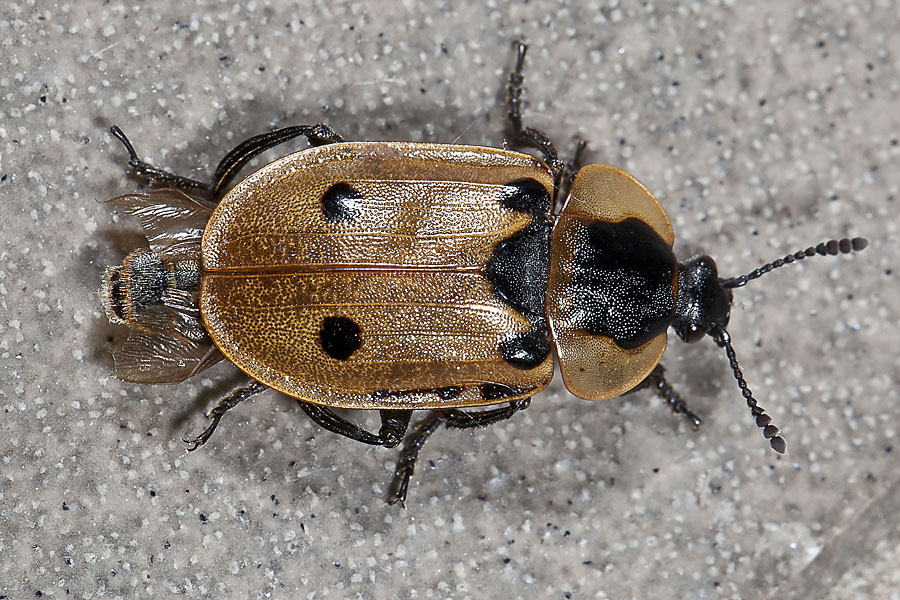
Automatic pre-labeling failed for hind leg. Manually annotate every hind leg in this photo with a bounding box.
[109,123,344,201]
[388,399,531,506]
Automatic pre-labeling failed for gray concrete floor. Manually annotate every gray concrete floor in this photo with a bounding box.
[2,1,898,598]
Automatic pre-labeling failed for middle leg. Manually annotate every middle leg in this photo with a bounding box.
[628,363,703,428]
[388,399,531,506]
[298,402,412,448]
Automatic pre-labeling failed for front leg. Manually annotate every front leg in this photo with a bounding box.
[628,363,702,428]
[505,43,564,184]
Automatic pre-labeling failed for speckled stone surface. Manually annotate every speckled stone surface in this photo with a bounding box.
[2,1,898,598]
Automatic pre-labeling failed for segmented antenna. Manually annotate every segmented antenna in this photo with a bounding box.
[709,325,787,454]
[722,237,868,289]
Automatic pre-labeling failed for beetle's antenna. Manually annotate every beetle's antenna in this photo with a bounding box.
[709,324,787,454]
[722,237,867,289]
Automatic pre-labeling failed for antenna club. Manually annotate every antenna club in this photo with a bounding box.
[722,237,868,289]
[704,236,866,452]
[710,325,787,454]
[769,436,787,454]
[818,237,868,255]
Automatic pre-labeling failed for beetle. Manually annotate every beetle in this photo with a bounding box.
[100,43,866,505]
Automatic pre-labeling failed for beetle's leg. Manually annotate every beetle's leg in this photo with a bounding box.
[109,123,344,202]
[388,412,444,507]
[207,123,344,199]
[387,399,530,506]
[110,125,211,193]
[183,381,268,450]
[506,43,564,185]
[298,402,412,448]
[442,398,531,429]
[556,137,588,212]
[565,137,588,176]
[629,364,703,428]
[377,410,414,447]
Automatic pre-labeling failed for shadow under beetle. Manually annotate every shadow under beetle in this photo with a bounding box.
[100,43,867,506]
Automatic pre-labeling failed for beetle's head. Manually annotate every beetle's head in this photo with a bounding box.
[673,255,732,344]
[671,237,868,454]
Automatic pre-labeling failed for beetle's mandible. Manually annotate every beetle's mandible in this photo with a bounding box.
[100,43,867,506]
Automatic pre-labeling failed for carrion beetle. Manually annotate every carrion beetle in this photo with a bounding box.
[100,43,867,505]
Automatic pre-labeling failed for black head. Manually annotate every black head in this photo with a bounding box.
[673,255,733,344]
[673,237,868,454]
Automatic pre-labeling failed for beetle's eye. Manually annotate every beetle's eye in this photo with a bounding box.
[683,324,705,343]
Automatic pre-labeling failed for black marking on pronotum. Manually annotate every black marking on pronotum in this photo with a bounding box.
[320,316,362,360]
[321,182,363,223]
[568,217,677,350]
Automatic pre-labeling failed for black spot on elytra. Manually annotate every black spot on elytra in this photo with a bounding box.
[320,316,361,360]
[321,182,363,222]
[486,180,552,369]
[434,386,462,401]
[499,178,551,215]
[480,383,525,401]
[499,328,550,370]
